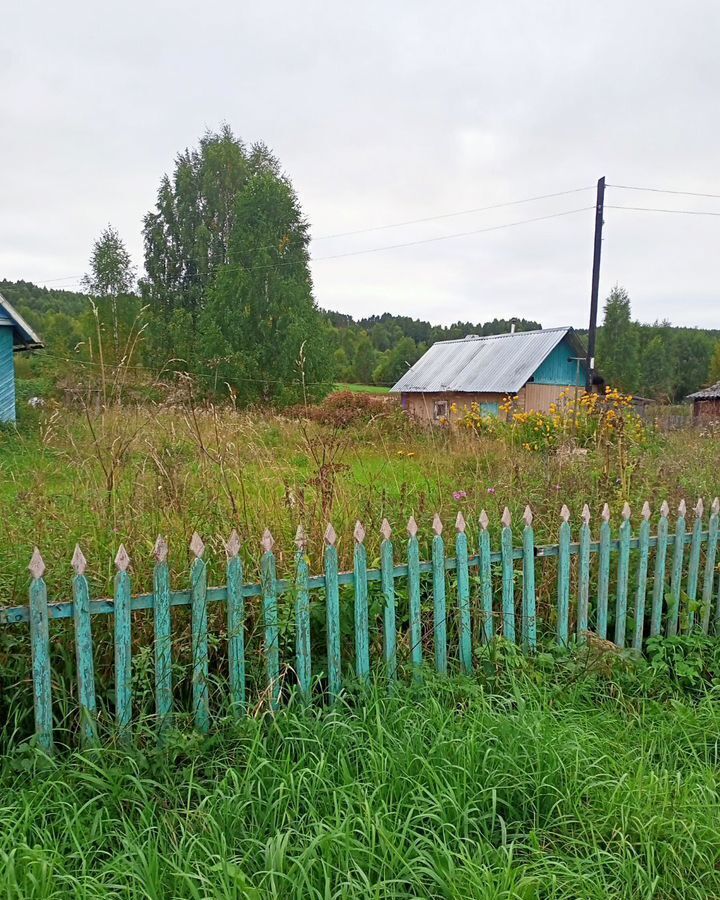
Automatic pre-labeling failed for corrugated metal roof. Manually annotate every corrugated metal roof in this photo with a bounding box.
[0,292,43,349]
[687,381,720,400]
[391,327,578,394]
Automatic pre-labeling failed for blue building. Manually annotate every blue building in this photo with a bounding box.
[0,291,43,423]
[391,326,598,423]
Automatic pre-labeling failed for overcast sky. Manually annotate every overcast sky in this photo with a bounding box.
[2,0,719,329]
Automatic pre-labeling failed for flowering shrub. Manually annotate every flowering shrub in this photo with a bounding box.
[455,387,648,454]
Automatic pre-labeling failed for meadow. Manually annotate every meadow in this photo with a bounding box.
[1,392,720,897]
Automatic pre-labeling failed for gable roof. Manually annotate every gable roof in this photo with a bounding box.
[0,292,43,350]
[391,326,585,394]
[687,381,720,401]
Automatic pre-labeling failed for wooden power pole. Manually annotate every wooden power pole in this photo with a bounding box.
[586,176,605,389]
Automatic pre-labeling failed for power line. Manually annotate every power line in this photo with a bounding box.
[605,205,720,217]
[607,184,720,200]
[312,186,595,240]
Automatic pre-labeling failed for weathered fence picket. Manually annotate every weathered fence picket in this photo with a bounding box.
[3,497,720,753]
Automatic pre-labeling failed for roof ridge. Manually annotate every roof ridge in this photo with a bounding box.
[431,325,572,346]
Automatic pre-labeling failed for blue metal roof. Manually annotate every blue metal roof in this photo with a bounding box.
[391,327,583,394]
[0,292,43,350]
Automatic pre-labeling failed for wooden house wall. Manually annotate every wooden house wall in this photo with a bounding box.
[0,325,15,423]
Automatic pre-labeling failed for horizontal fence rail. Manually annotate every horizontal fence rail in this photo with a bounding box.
[1,498,719,753]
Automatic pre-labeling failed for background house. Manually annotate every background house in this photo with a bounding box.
[687,382,720,420]
[391,326,594,422]
[0,292,43,422]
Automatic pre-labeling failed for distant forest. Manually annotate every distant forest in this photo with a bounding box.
[3,277,719,402]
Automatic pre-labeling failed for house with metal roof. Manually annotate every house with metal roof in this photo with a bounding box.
[687,381,720,420]
[390,326,592,422]
[0,291,44,423]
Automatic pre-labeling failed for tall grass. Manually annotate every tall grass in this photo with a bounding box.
[2,671,720,898]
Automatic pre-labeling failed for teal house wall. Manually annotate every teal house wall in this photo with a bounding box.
[0,293,44,423]
[531,336,586,386]
[0,325,16,423]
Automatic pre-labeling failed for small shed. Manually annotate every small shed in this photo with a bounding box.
[0,291,44,423]
[391,326,596,423]
[687,382,720,420]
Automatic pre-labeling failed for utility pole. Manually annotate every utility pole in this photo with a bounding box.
[586,176,605,390]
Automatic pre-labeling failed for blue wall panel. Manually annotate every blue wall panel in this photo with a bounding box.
[0,326,16,423]
[532,337,585,386]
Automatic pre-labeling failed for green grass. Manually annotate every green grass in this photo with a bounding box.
[334,382,390,394]
[2,670,720,898]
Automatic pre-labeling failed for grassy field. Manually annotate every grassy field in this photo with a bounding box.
[1,398,720,897]
[334,382,391,394]
[2,660,720,898]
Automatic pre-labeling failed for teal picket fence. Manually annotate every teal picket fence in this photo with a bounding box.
[1,498,719,753]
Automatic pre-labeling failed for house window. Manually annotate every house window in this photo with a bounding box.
[433,400,448,420]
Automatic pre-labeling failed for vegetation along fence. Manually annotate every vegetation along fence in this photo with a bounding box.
[1,497,719,752]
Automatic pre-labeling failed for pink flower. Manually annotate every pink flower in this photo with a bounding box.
[487,487,496,495]
[453,490,467,501]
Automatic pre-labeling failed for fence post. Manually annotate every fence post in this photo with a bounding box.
[261,529,280,709]
[407,517,423,680]
[701,498,719,634]
[114,545,132,739]
[153,536,173,734]
[633,502,651,651]
[71,545,97,746]
[522,506,536,652]
[190,533,209,733]
[28,549,53,754]
[226,530,245,717]
[557,506,571,645]
[479,511,493,643]
[324,524,342,698]
[685,499,704,632]
[667,500,687,637]
[455,512,472,672]
[578,505,591,643]
[432,514,447,674]
[597,504,611,640]
[501,508,515,643]
[380,519,397,683]
[615,502,632,648]
[353,521,370,684]
[650,501,670,637]
[294,525,311,698]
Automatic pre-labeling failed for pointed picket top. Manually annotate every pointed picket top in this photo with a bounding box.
[115,544,131,573]
[581,503,591,526]
[294,524,308,551]
[694,497,704,518]
[712,497,720,516]
[225,529,241,558]
[325,522,338,546]
[601,503,611,523]
[154,535,168,563]
[432,512,443,535]
[479,509,489,531]
[660,500,670,518]
[28,547,45,580]
[642,501,651,521]
[261,528,275,553]
[501,507,512,528]
[189,532,205,560]
[621,501,631,521]
[354,520,366,543]
[71,544,87,576]
[560,504,570,523]
[380,518,392,541]
[678,499,687,517]
[455,511,466,533]
[407,516,418,538]
[523,505,533,527]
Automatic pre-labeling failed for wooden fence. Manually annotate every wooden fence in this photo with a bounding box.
[1,498,719,753]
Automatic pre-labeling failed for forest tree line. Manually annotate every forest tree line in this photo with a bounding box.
[2,127,718,405]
